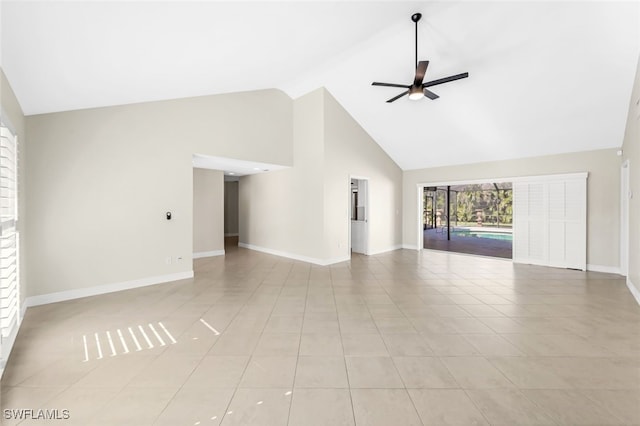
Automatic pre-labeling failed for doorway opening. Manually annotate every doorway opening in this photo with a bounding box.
[350,177,369,255]
[224,176,240,251]
[422,182,513,259]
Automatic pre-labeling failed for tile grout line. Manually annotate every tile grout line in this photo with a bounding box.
[322,260,356,425]
[329,263,358,426]
[359,266,428,424]
[376,252,499,426]
[284,264,311,426]
[155,256,285,425]
[218,259,296,425]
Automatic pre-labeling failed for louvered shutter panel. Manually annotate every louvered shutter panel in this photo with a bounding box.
[512,174,586,270]
[0,125,19,344]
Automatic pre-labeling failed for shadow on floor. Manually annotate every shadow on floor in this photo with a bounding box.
[424,227,512,259]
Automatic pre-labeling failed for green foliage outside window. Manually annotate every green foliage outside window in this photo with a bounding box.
[423,183,513,229]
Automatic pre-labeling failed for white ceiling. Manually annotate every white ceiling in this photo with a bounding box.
[192,153,289,176]
[1,1,639,170]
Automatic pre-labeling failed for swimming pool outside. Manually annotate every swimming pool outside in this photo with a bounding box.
[452,227,513,242]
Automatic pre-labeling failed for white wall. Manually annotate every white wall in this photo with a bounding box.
[403,149,622,271]
[193,168,224,256]
[239,88,403,264]
[239,89,325,261]
[323,90,403,258]
[25,89,292,297]
[621,55,640,295]
[224,181,239,236]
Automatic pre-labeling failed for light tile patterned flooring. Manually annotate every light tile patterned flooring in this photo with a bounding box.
[2,247,639,425]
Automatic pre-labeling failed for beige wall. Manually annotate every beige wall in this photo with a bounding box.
[239,88,402,263]
[25,89,292,297]
[622,55,640,293]
[1,69,27,305]
[239,89,326,260]
[224,181,239,236]
[403,149,622,270]
[193,168,224,255]
[323,90,403,258]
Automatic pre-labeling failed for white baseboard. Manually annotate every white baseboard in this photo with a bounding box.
[238,243,350,266]
[25,270,194,307]
[586,264,622,275]
[368,245,402,256]
[325,255,351,265]
[20,299,27,318]
[626,277,640,305]
[224,233,239,237]
[193,250,225,259]
[401,244,419,250]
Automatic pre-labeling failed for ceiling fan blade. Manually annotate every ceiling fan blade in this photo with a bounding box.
[372,82,411,88]
[386,91,409,103]
[423,88,439,100]
[423,72,469,88]
[413,60,429,87]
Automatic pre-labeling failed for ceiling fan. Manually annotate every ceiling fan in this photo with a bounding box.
[372,13,469,103]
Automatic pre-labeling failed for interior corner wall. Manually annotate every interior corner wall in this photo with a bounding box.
[239,89,325,261]
[1,69,27,307]
[622,54,640,294]
[193,168,224,255]
[25,89,292,298]
[323,89,403,259]
[403,149,622,270]
[224,181,239,236]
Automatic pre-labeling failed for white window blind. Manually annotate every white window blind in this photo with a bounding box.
[0,124,19,347]
[512,174,587,270]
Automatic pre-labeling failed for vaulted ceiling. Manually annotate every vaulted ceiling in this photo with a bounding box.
[1,1,638,170]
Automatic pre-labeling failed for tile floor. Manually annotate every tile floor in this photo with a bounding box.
[1,247,639,425]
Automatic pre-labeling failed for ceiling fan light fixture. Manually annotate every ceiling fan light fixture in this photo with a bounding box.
[408,87,423,100]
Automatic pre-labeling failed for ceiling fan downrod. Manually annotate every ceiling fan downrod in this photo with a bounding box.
[412,13,421,70]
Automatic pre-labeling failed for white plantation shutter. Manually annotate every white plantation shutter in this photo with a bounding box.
[512,174,587,270]
[0,124,19,351]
